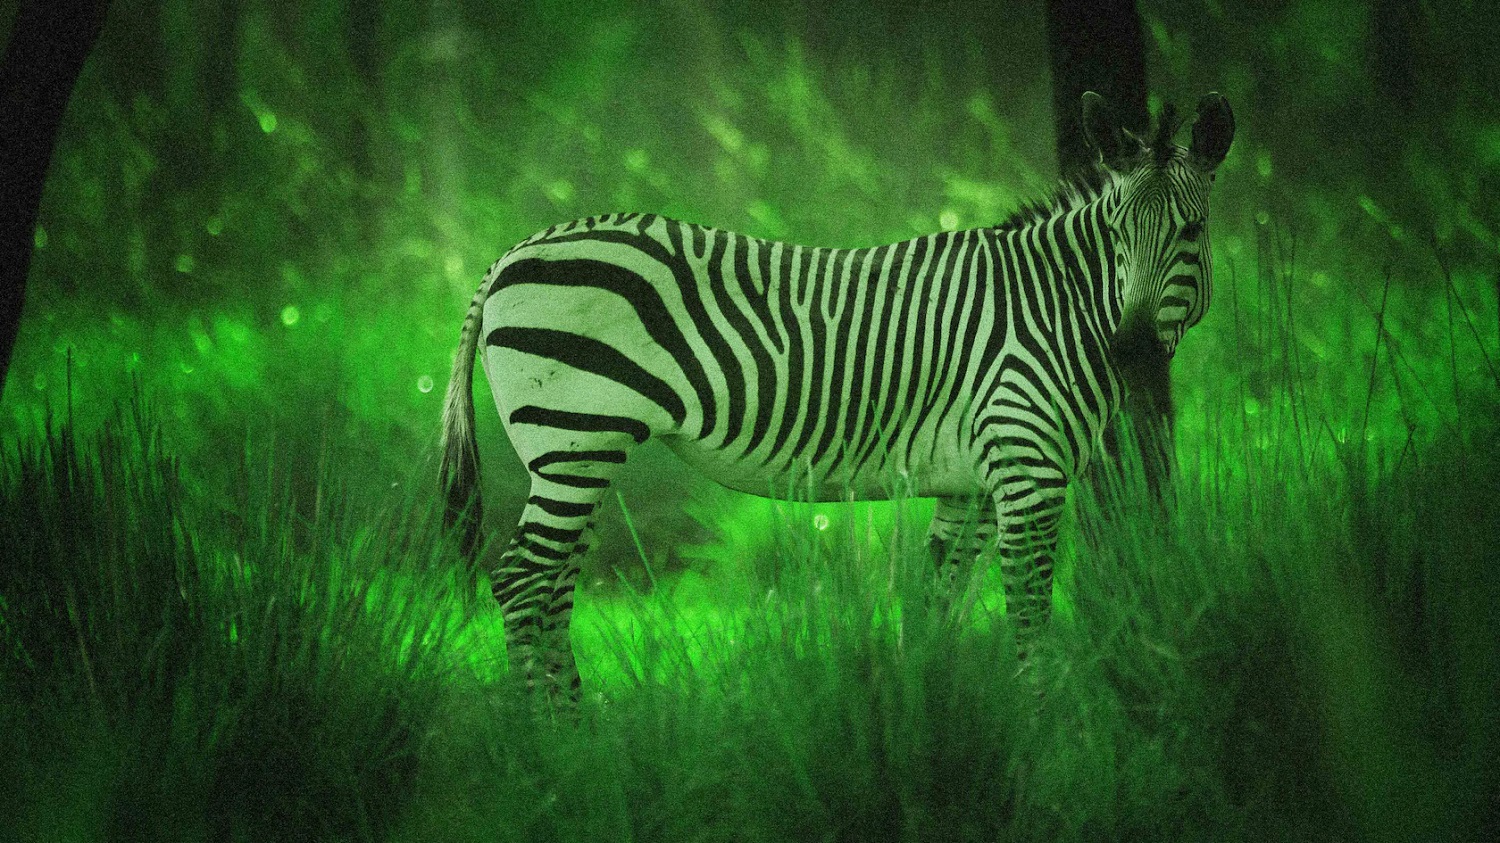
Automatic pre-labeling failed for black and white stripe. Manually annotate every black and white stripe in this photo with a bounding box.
[440,91,1234,698]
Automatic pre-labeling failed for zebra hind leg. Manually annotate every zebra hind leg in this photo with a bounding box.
[926,495,997,623]
[492,516,585,708]
[493,432,637,707]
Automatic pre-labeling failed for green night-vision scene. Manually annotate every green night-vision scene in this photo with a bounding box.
[1,1,1496,840]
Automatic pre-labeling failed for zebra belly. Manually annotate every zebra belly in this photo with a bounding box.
[659,429,981,503]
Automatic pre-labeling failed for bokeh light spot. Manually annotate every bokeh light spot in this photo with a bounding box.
[258,111,278,133]
[939,210,959,231]
[175,254,195,273]
[417,375,435,394]
[220,318,250,343]
[206,216,224,236]
[813,513,830,531]
[281,305,301,327]
[704,114,744,152]
[546,180,574,204]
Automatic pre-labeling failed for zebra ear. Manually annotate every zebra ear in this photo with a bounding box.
[1190,92,1235,171]
[1081,91,1143,171]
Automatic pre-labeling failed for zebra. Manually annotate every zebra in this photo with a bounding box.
[440,91,1235,701]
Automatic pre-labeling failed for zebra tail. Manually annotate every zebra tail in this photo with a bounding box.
[439,281,487,568]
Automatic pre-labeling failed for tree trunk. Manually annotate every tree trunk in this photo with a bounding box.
[1044,0,1171,508]
[0,0,112,404]
[347,0,383,250]
[1045,0,1149,180]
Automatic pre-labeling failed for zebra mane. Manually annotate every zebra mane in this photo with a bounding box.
[994,103,1186,233]
[1152,104,1184,166]
[993,166,1118,233]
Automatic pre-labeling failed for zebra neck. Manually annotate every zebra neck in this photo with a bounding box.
[1053,197,1126,338]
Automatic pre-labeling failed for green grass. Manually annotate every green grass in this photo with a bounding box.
[0,389,482,842]
[4,353,1496,842]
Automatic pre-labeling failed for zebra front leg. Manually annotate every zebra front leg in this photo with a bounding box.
[991,475,1067,665]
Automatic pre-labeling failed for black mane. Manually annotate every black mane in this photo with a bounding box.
[995,102,1186,233]
[993,167,1112,233]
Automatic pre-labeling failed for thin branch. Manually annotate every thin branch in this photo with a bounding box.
[1360,264,1393,446]
[1431,234,1500,392]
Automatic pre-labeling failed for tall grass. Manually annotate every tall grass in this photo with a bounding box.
[390,405,1498,842]
[0,389,482,842]
[4,259,1498,841]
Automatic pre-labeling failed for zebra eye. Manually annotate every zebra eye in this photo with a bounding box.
[1180,221,1205,241]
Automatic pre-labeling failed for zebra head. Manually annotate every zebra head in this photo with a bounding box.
[1081,91,1235,356]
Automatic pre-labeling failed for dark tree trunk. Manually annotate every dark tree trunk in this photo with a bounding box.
[152,0,242,302]
[0,0,112,404]
[1045,0,1149,180]
[348,0,383,249]
[1370,0,1419,116]
[1044,0,1171,507]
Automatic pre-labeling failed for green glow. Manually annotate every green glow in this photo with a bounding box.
[546,179,574,203]
[703,113,744,152]
[443,255,464,280]
[215,316,250,345]
[1477,123,1500,166]
[0,6,1493,838]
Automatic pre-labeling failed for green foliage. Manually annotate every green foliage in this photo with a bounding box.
[405,387,1498,842]
[2,360,1497,841]
[2,1,1054,541]
[9,0,1493,586]
[2,2,1499,839]
[0,392,479,842]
